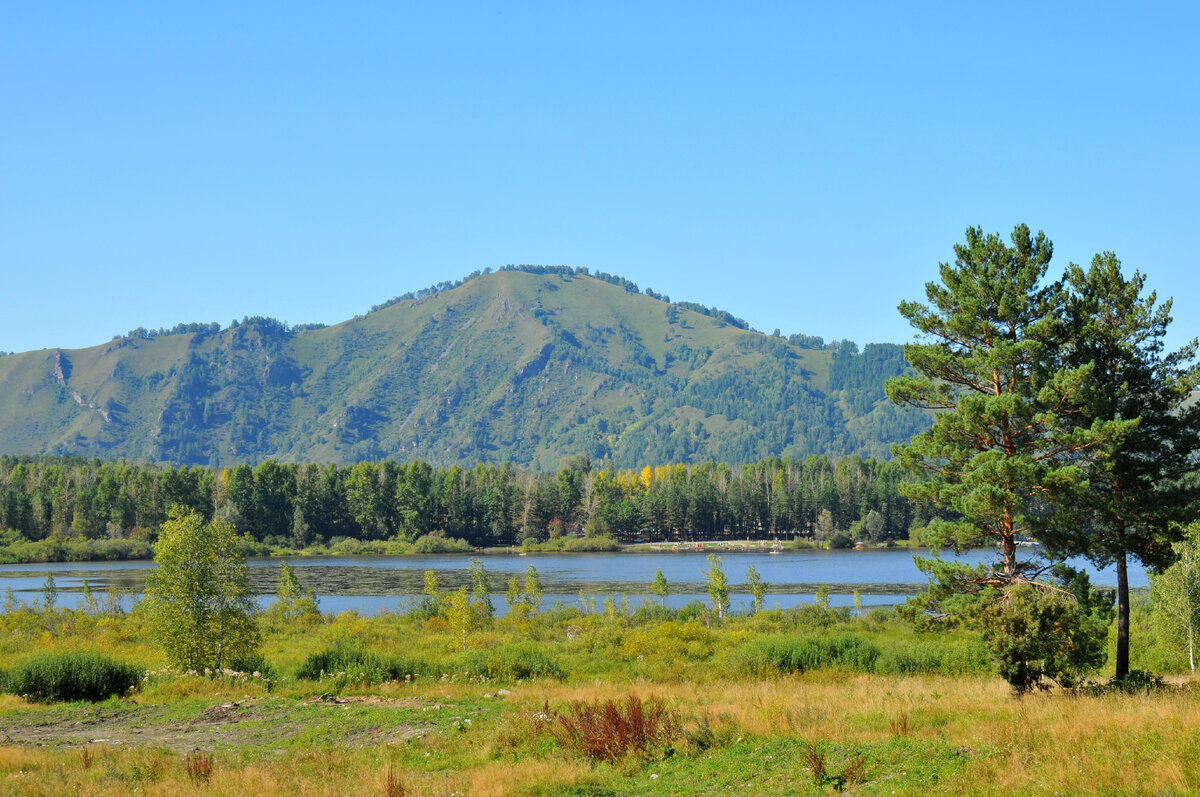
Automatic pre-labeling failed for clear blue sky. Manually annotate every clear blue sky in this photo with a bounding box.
[3,2,1197,354]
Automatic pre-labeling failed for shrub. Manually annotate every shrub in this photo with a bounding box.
[1080,669,1169,696]
[296,643,428,683]
[411,534,472,553]
[828,531,855,549]
[553,694,679,762]
[874,636,990,676]
[675,600,709,623]
[227,652,277,680]
[3,652,142,702]
[457,644,565,681]
[731,634,881,677]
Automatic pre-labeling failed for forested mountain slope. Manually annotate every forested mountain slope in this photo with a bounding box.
[0,269,926,468]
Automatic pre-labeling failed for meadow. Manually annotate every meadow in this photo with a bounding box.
[0,590,1197,797]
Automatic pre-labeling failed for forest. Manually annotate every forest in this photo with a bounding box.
[0,452,933,560]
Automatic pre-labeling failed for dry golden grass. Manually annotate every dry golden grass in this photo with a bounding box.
[3,672,1200,795]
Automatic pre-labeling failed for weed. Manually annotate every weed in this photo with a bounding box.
[803,742,827,786]
[838,754,867,790]
[682,710,740,752]
[185,751,214,786]
[554,694,679,762]
[383,764,406,796]
[79,747,94,770]
[889,711,910,737]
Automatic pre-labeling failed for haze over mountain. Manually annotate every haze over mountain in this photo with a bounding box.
[0,268,925,469]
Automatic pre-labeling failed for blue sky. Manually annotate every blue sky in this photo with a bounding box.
[3,2,1197,354]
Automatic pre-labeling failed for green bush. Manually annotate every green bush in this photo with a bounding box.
[2,652,142,702]
[411,534,472,553]
[874,636,990,676]
[675,600,709,623]
[731,634,881,677]
[227,652,277,679]
[457,644,565,681]
[295,643,429,683]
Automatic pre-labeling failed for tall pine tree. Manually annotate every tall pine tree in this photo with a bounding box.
[886,224,1128,580]
[1046,253,1200,678]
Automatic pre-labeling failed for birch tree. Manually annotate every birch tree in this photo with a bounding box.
[146,507,259,672]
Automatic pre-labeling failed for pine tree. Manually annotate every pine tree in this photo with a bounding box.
[885,224,1128,584]
[1048,254,1200,678]
[886,225,1127,691]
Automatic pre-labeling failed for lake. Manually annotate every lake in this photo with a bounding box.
[0,546,1148,616]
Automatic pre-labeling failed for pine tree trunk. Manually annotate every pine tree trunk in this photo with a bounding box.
[1115,550,1130,680]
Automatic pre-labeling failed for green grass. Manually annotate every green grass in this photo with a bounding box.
[0,595,1197,795]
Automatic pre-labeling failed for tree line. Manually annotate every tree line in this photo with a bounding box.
[0,453,939,549]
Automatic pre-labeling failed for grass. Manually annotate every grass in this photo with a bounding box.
[0,598,1198,795]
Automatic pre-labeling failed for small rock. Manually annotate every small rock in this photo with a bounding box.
[497,688,511,697]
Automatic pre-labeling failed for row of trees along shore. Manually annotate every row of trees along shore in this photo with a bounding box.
[0,452,941,551]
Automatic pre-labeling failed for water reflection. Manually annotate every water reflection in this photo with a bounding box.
[0,547,1148,616]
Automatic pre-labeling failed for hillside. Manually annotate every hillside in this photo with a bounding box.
[0,268,926,468]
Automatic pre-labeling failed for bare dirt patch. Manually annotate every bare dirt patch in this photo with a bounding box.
[0,697,433,753]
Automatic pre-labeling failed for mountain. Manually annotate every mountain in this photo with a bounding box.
[0,268,927,468]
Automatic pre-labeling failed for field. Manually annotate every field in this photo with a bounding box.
[1,597,1197,796]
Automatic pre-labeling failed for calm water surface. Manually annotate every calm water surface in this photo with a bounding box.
[0,547,1148,616]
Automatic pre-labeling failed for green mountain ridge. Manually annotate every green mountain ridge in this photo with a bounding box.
[0,269,927,468]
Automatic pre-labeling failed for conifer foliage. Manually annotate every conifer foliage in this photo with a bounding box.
[887,225,1129,691]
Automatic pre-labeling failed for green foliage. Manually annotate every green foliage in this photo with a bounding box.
[295,643,428,684]
[468,558,494,618]
[974,582,1111,693]
[1151,523,1200,672]
[0,450,930,556]
[873,636,990,676]
[651,568,669,607]
[746,565,766,614]
[1043,253,1200,678]
[41,573,57,611]
[265,561,319,625]
[730,634,882,677]
[524,565,544,614]
[456,644,565,681]
[145,507,260,672]
[410,533,472,553]
[0,269,930,475]
[904,559,1113,693]
[887,224,1128,580]
[704,554,729,620]
[2,652,141,703]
